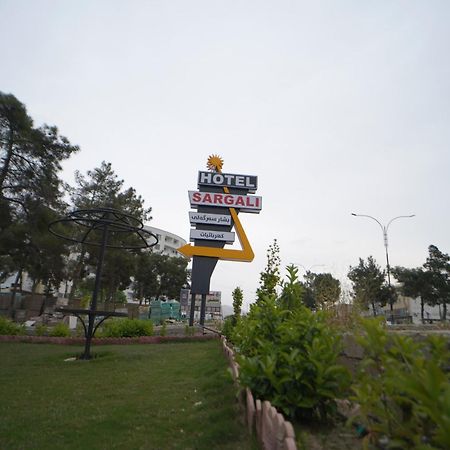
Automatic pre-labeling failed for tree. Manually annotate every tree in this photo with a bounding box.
[310,272,341,310]
[133,253,188,303]
[68,161,152,300]
[279,264,304,310]
[348,256,390,316]
[256,239,281,302]
[157,255,189,300]
[423,245,450,320]
[0,92,78,215]
[391,266,434,321]
[232,286,244,325]
[0,92,78,298]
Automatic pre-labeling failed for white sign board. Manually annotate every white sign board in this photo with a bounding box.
[189,212,232,226]
[190,229,235,244]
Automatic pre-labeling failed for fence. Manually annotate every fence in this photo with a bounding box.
[221,336,298,450]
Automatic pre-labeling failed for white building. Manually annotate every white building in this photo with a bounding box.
[145,225,186,257]
[381,294,443,324]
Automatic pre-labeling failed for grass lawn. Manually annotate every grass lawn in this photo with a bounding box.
[0,340,257,450]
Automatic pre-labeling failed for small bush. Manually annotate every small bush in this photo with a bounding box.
[235,298,350,420]
[221,316,235,341]
[351,318,450,449]
[49,323,71,337]
[35,324,48,336]
[0,317,25,335]
[184,325,195,336]
[101,318,153,338]
[160,321,167,337]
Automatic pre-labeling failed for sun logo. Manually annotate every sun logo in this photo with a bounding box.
[206,154,224,172]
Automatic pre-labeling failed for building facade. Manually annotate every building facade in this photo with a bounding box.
[145,225,187,257]
[179,289,222,321]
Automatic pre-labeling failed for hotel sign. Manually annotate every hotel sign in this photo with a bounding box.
[197,171,258,193]
[189,229,235,244]
[189,212,232,226]
[178,154,262,296]
[188,191,262,213]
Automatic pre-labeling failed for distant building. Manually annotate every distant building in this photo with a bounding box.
[381,294,442,324]
[179,289,222,320]
[145,225,186,257]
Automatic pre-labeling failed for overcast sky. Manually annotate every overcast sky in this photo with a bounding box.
[1,1,449,310]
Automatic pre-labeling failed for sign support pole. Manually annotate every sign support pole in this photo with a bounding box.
[189,293,196,326]
[200,294,207,325]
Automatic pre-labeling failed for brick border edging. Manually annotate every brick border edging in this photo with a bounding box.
[0,334,217,345]
[221,336,297,450]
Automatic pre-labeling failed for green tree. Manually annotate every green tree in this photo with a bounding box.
[0,92,78,299]
[68,162,152,301]
[256,239,281,302]
[423,245,450,320]
[391,266,434,321]
[348,256,390,316]
[133,252,188,302]
[232,286,244,325]
[279,264,304,310]
[0,92,78,215]
[311,272,341,310]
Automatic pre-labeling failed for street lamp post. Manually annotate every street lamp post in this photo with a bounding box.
[351,213,415,320]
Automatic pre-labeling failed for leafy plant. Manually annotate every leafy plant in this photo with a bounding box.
[35,323,48,336]
[220,316,235,341]
[256,239,281,302]
[232,286,243,324]
[0,317,25,335]
[160,321,167,337]
[49,322,71,337]
[101,318,153,338]
[351,318,450,449]
[234,265,350,421]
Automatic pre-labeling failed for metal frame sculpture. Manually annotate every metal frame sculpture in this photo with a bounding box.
[48,208,158,359]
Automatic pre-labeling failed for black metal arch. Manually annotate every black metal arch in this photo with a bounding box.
[48,207,158,249]
[49,207,158,360]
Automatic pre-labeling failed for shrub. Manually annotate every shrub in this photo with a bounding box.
[221,316,235,341]
[35,324,48,336]
[234,296,350,420]
[49,323,71,337]
[101,318,153,338]
[0,317,25,335]
[184,325,195,336]
[351,318,450,449]
[160,321,167,337]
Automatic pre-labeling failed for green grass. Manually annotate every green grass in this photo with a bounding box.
[0,341,257,450]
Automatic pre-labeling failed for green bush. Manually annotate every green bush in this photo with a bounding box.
[184,325,195,336]
[351,318,450,449]
[35,324,48,336]
[221,316,235,341]
[160,321,167,337]
[234,296,350,420]
[49,323,71,337]
[0,317,25,335]
[101,318,153,338]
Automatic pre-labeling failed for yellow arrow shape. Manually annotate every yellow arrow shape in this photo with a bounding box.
[177,167,255,262]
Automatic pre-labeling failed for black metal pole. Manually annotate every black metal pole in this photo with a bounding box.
[82,224,109,360]
[189,292,196,326]
[200,294,207,326]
